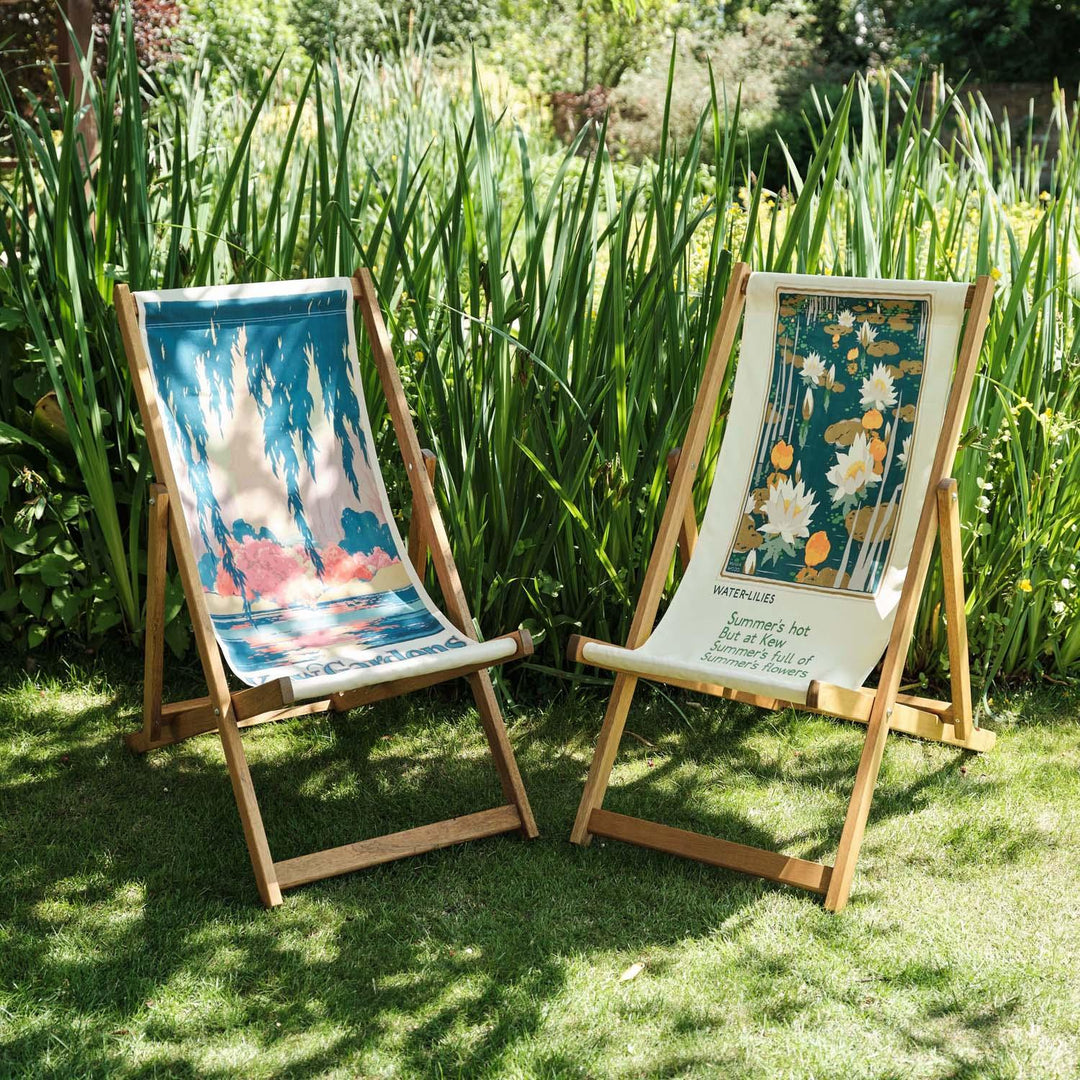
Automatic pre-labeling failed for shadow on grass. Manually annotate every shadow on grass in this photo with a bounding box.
[0,665,1072,1077]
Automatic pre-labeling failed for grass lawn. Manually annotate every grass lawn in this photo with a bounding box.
[1,655,1078,1079]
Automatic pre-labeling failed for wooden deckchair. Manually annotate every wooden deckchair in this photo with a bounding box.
[115,270,537,907]
[568,263,994,912]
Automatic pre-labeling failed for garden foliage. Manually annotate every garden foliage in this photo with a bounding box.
[1,14,1078,688]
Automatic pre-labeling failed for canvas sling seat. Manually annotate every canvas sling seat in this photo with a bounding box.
[569,264,996,912]
[116,271,537,906]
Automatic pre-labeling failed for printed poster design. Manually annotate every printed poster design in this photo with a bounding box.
[724,290,930,595]
[139,284,468,688]
[580,273,969,705]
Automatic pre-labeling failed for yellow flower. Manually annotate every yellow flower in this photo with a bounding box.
[770,440,794,470]
[990,267,1002,281]
[1018,578,1033,593]
[805,530,830,567]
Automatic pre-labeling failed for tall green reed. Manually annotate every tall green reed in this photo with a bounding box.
[1,16,1077,689]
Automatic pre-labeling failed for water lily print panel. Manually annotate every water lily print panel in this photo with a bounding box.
[724,291,930,594]
[580,273,970,702]
[135,278,515,700]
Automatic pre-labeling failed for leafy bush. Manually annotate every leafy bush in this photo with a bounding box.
[606,4,820,170]
[1,16,1078,689]
[178,0,298,91]
[286,0,500,61]
[490,0,681,94]
[0,0,179,111]
[883,0,1080,83]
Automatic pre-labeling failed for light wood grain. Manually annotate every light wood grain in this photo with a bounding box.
[407,448,438,570]
[825,274,994,913]
[116,285,282,908]
[588,810,833,894]
[142,484,169,744]
[666,447,699,571]
[936,478,974,741]
[274,805,522,889]
[355,269,538,840]
[569,263,751,847]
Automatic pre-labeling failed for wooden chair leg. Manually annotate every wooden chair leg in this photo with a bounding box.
[214,703,283,908]
[936,479,974,742]
[466,670,539,839]
[570,673,639,845]
[825,697,894,912]
[141,483,169,746]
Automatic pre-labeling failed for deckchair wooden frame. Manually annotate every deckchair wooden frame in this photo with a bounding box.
[115,269,538,907]
[568,262,995,912]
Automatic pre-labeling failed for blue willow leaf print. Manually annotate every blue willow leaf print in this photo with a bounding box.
[724,290,930,594]
[141,287,447,686]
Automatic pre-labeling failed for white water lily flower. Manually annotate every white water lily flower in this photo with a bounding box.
[827,432,881,501]
[838,309,855,328]
[858,321,878,348]
[802,386,814,421]
[802,351,825,385]
[860,363,898,411]
[744,548,757,575]
[759,477,818,545]
[897,434,911,468]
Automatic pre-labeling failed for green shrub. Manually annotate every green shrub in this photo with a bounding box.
[179,0,298,90]
[1,17,1077,688]
[286,0,500,61]
[490,0,681,94]
[884,0,1080,83]
[604,4,820,176]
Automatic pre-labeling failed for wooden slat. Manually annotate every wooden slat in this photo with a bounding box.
[143,484,169,743]
[407,448,438,570]
[896,692,952,718]
[588,810,832,894]
[570,263,751,846]
[666,447,699,571]
[233,680,289,719]
[825,274,995,913]
[936,478,974,741]
[126,697,334,753]
[274,805,523,890]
